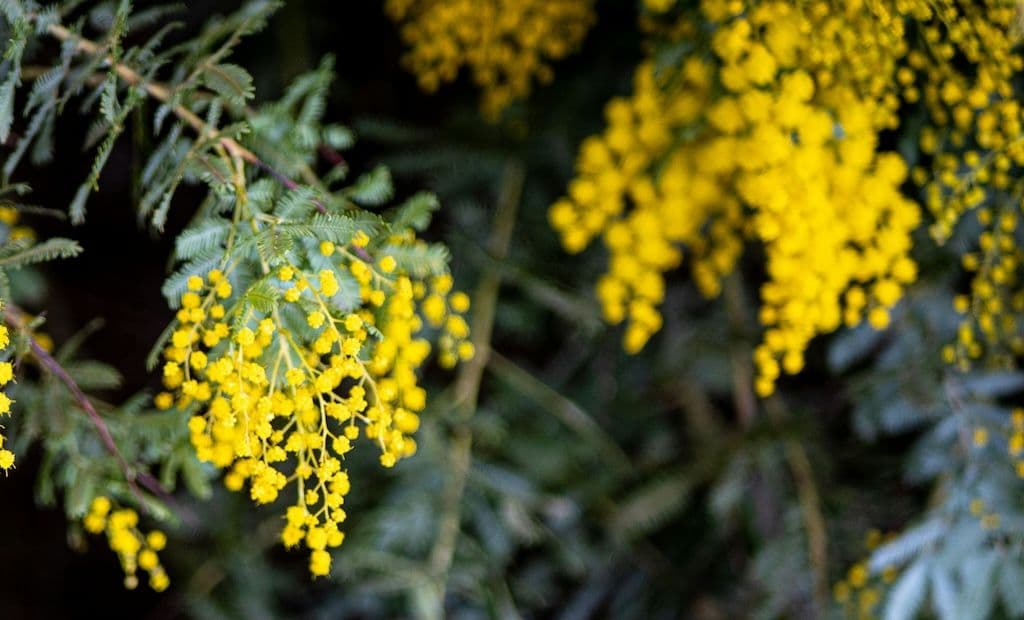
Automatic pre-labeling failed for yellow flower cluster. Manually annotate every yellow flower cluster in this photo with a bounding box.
[943,208,1024,368]
[549,57,742,354]
[968,497,1002,531]
[83,497,169,591]
[833,530,899,620]
[551,1,922,395]
[991,407,1024,480]
[903,2,1024,367]
[420,273,474,368]
[385,0,595,119]
[158,238,471,577]
[912,1,1023,242]
[0,205,37,244]
[0,315,15,473]
[0,204,48,474]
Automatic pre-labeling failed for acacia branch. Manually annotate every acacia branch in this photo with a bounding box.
[765,394,830,612]
[47,24,255,163]
[3,304,181,516]
[43,23,330,214]
[427,161,524,615]
[783,435,829,610]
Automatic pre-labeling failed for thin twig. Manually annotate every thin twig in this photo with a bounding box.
[4,304,142,493]
[3,304,188,521]
[721,275,830,613]
[427,161,524,617]
[47,24,254,162]
[318,143,347,170]
[723,274,757,430]
[765,396,830,612]
[487,349,632,474]
[250,157,328,214]
[43,23,330,214]
[783,437,830,610]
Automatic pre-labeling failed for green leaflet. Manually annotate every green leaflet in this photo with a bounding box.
[346,164,393,206]
[200,63,255,105]
[174,219,232,261]
[391,191,440,232]
[382,242,450,279]
[0,237,82,268]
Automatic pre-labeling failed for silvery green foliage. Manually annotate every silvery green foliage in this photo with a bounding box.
[829,263,1024,619]
[0,0,455,579]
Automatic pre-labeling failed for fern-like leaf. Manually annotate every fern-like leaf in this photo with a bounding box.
[174,219,231,260]
[346,165,393,206]
[391,191,439,232]
[0,237,82,268]
[383,242,450,278]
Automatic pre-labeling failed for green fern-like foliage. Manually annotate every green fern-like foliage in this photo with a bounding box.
[1,2,1023,619]
[0,0,463,596]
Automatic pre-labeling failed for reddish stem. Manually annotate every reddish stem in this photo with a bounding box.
[3,305,195,524]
